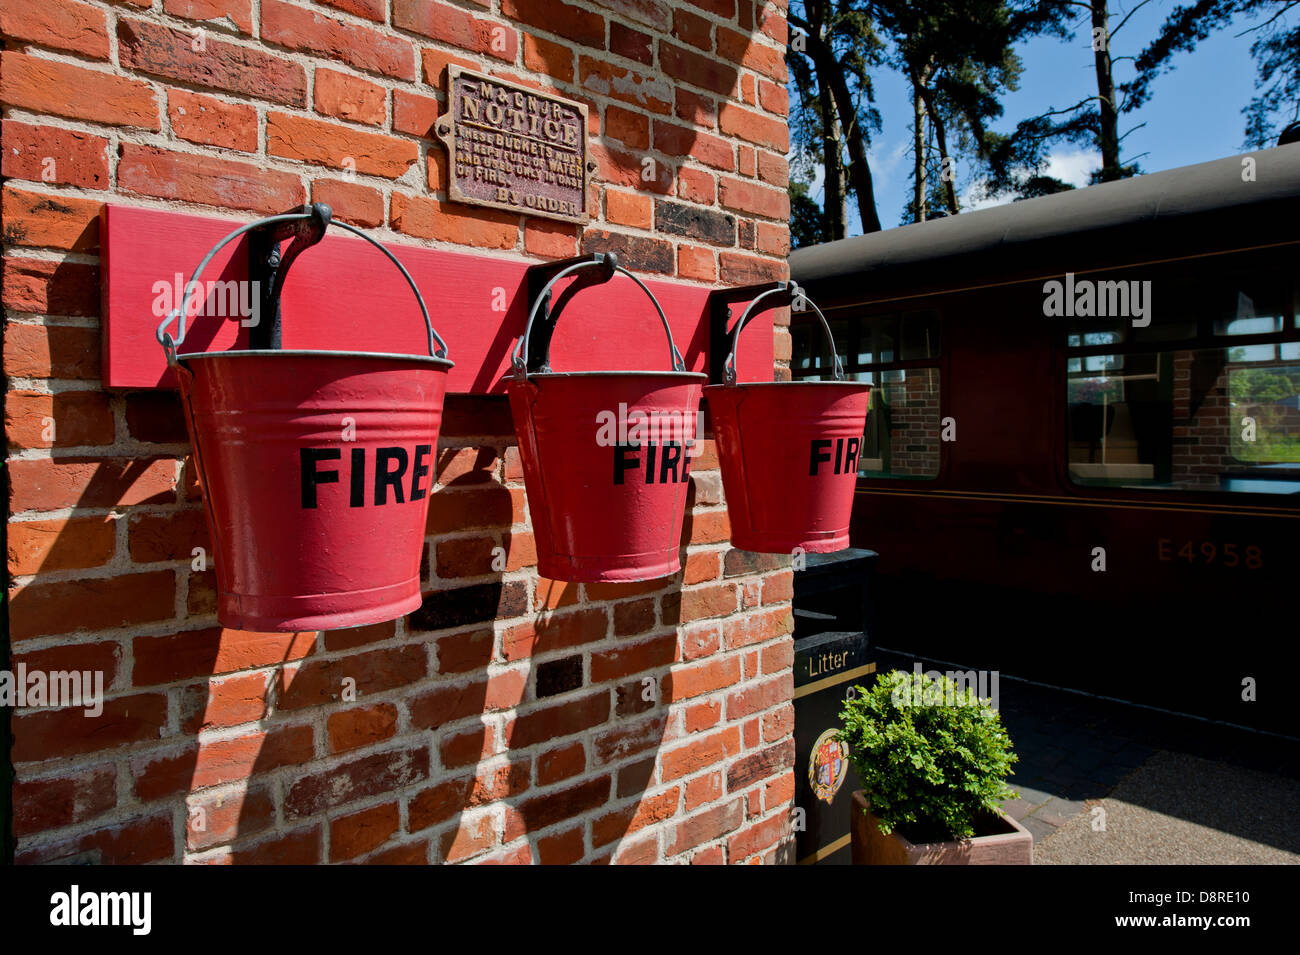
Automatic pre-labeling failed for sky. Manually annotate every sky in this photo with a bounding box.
[797,1,1273,233]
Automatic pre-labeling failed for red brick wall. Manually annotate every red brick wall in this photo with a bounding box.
[2,0,795,863]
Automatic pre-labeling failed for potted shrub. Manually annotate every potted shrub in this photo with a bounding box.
[839,669,1032,865]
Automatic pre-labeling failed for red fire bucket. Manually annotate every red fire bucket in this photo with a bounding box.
[704,284,870,554]
[508,255,705,582]
[156,205,453,632]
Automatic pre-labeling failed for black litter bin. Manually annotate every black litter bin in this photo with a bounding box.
[791,548,880,864]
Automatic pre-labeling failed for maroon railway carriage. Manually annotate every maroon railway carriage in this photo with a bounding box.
[790,146,1300,736]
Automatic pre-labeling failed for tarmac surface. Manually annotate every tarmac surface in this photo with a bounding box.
[873,649,1300,864]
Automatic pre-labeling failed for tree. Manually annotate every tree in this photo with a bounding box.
[983,1,1151,199]
[872,0,1074,222]
[789,181,827,248]
[787,1,886,236]
[1128,1,1300,147]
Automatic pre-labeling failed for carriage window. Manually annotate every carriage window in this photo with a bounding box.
[792,309,941,480]
[1066,345,1300,494]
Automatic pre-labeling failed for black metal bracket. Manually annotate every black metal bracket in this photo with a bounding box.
[248,202,332,349]
[522,251,618,373]
[707,280,795,383]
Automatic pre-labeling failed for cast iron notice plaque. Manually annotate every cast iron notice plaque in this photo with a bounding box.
[436,66,595,225]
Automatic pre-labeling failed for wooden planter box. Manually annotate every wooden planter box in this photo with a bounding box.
[849,791,1033,865]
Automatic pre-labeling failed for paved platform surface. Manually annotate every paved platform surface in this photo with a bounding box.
[873,649,1300,860]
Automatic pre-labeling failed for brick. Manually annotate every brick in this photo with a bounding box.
[420,47,479,86]
[9,571,174,641]
[665,655,740,702]
[677,166,716,204]
[4,258,97,317]
[679,581,738,621]
[524,33,575,82]
[606,105,650,150]
[392,89,440,138]
[0,121,109,189]
[761,639,795,676]
[322,620,396,653]
[683,698,721,733]
[314,68,386,126]
[537,826,586,864]
[7,516,114,576]
[757,150,788,186]
[133,628,314,684]
[219,826,321,865]
[121,392,185,443]
[408,777,471,832]
[268,112,417,179]
[168,89,258,152]
[261,0,415,80]
[442,813,494,863]
[394,0,517,62]
[363,840,429,865]
[0,52,156,130]
[326,703,400,754]
[317,0,385,21]
[719,175,789,219]
[163,0,254,33]
[758,79,789,117]
[11,693,167,762]
[525,219,581,258]
[133,724,314,799]
[675,88,717,128]
[5,389,112,449]
[186,786,275,851]
[501,0,605,49]
[331,802,400,861]
[725,672,792,721]
[719,102,788,150]
[727,738,795,792]
[179,671,270,732]
[537,741,586,785]
[591,0,669,31]
[435,535,496,578]
[684,770,722,811]
[508,775,610,835]
[440,723,493,769]
[502,606,608,660]
[659,41,737,97]
[409,579,527,632]
[0,0,109,59]
[678,244,716,281]
[312,179,384,228]
[592,713,666,764]
[285,747,429,818]
[655,198,734,245]
[12,764,117,836]
[582,229,673,274]
[391,193,518,249]
[408,678,488,731]
[654,121,734,170]
[668,796,743,855]
[613,596,656,636]
[659,725,740,781]
[592,785,678,847]
[756,221,790,256]
[590,631,676,682]
[728,812,788,861]
[579,56,672,114]
[506,691,609,748]
[278,646,427,710]
[119,143,305,214]
[605,189,654,229]
[118,19,305,107]
[679,621,720,662]
[433,627,494,673]
[15,813,173,865]
[720,251,784,285]
[125,508,208,563]
[610,21,653,65]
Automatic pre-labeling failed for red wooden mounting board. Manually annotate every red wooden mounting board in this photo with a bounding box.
[100,204,776,394]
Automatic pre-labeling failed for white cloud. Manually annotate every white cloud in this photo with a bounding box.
[961,146,1098,212]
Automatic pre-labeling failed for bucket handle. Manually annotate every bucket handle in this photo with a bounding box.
[511,256,686,377]
[722,282,844,384]
[154,206,449,365]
